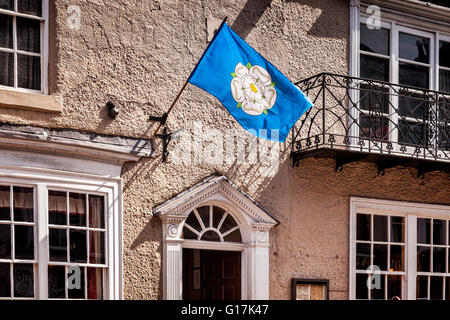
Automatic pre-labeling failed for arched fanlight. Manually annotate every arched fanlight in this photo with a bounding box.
[183,205,242,243]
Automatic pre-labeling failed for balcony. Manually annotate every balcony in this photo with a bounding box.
[291,73,450,177]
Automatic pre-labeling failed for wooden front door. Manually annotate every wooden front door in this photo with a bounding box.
[183,249,241,300]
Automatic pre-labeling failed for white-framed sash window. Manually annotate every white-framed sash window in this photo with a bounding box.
[0,171,121,300]
[0,0,49,94]
[350,198,450,300]
[351,9,450,153]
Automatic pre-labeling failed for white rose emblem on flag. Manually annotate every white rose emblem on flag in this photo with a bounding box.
[230,62,277,116]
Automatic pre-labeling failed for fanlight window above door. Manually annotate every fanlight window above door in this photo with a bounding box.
[183,205,242,243]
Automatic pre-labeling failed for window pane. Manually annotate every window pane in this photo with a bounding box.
[446,277,450,300]
[13,264,34,297]
[200,230,220,242]
[87,268,103,300]
[359,84,390,113]
[373,244,387,271]
[0,263,10,297]
[0,186,10,221]
[185,210,202,232]
[69,193,86,227]
[357,213,370,241]
[0,52,14,87]
[387,275,402,300]
[89,231,105,264]
[356,273,368,299]
[223,228,242,243]
[359,115,390,142]
[0,224,11,259]
[433,220,447,245]
[360,24,389,55]
[17,54,41,90]
[390,245,404,271]
[13,186,34,222]
[70,230,87,263]
[49,228,67,262]
[417,218,431,244]
[48,191,66,225]
[433,247,446,273]
[399,32,430,63]
[399,62,429,89]
[356,243,370,270]
[360,55,389,82]
[430,276,443,300]
[17,18,40,53]
[219,213,238,234]
[0,14,13,48]
[89,195,105,229]
[48,265,65,299]
[439,41,450,68]
[398,93,428,119]
[212,206,225,229]
[439,69,450,93]
[417,246,431,272]
[68,266,85,299]
[196,206,210,228]
[399,120,427,146]
[182,226,197,240]
[17,0,42,16]
[416,276,428,300]
[390,216,404,243]
[0,0,13,10]
[370,274,385,300]
[373,215,387,242]
[14,225,34,260]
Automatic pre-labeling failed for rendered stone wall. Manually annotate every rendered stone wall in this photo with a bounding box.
[1,0,418,300]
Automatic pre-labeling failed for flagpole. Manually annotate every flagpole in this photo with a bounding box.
[152,16,228,137]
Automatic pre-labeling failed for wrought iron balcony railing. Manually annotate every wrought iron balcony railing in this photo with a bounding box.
[291,73,450,170]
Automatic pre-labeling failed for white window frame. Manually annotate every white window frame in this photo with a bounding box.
[0,0,49,94]
[350,197,450,300]
[0,165,122,300]
[350,7,450,155]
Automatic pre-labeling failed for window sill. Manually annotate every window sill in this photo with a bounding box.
[0,88,62,112]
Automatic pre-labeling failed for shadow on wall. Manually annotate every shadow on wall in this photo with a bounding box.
[284,0,348,39]
[231,0,273,39]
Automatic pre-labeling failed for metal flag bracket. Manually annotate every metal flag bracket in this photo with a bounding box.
[149,113,172,162]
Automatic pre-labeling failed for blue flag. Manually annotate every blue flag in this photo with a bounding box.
[188,21,313,142]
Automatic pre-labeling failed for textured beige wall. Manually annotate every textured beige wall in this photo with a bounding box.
[267,158,450,299]
[10,0,450,300]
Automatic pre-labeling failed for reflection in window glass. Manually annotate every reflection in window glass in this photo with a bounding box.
[0,186,10,221]
[13,264,34,298]
[433,220,447,245]
[370,274,385,300]
[417,246,431,272]
[360,55,390,82]
[360,24,390,55]
[373,215,387,242]
[48,266,65,299]
[69,193,86,227]
[48,191,66,226]
[417,276,428,300]
[399,33,429,63]
[418,218,431,244]
[399,62,429,89]
[13,187,34,222]
[439,41,450,68]
[391,217,404,243]
[356,273,368,299]
[357,214,370,241]
[373,244,388,271]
